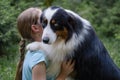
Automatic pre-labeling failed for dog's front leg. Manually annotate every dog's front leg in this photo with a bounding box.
[26,42,43,51]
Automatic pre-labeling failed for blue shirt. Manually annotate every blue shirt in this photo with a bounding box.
[22,50,47,80]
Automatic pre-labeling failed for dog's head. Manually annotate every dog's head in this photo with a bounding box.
[40,6,91,44]
[40,6,77,44]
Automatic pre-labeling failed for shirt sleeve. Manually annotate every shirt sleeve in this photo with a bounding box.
[29,50,47,69]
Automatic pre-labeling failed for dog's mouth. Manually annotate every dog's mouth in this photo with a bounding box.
[57,35,61,39]
[42,35,64,44]
[55,35,65,43]
[57,35,63,40]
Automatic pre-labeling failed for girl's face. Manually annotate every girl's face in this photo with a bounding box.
[31,11,43,41]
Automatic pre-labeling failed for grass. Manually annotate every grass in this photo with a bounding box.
[0,56,17,80]
[0,45,19,80]
[0,38,120,80]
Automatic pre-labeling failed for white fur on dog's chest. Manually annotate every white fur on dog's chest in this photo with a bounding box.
[44,40,76,80]
[44,39,75,61]
[46,60,61,77]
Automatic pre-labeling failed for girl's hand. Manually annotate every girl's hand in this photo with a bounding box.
[61,59,75,76]
[56,59,75,80]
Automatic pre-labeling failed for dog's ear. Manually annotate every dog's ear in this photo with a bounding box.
[67,13,76,29]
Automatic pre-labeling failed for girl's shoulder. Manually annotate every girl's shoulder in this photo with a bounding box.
[28,50,44,54]
[26,50,45,56]
[26,50,47,69]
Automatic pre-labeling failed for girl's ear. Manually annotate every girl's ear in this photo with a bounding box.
[31,25,40,33]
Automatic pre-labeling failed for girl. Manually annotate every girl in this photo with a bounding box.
[15,7,74,80]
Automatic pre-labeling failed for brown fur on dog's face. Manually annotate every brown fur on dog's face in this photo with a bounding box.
[56,27,68,40]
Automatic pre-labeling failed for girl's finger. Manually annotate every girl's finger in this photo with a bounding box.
[67,59,73,65]
[71,60,75,68]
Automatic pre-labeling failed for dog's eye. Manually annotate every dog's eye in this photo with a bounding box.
[51,19,63,30]
[54,23,59,27]
[42,22,46,28]
[42,19,47,28]
[53,23,63,30]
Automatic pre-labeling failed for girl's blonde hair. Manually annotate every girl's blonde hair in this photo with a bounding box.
[15,7,42,80]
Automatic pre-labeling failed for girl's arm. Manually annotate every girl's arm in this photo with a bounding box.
[32,62,46,80]
[32,60,74,80]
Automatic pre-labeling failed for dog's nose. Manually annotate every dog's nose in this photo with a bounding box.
[43,37,49,44]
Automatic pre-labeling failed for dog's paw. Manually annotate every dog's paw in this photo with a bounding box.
[26,42,41,51]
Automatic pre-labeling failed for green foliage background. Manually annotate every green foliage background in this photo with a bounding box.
[0,0,120,80]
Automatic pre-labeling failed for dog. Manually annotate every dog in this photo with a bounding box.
[27,6,120,80]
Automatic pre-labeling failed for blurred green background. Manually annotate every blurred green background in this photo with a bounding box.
[0,0,120,80]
